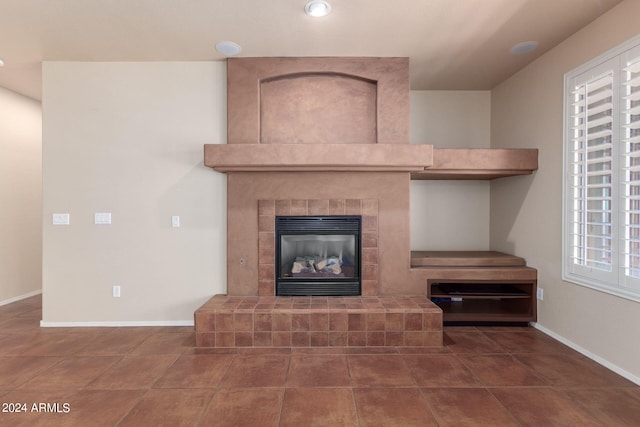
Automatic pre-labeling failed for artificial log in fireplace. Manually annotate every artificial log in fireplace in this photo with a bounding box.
[275,216,361,296]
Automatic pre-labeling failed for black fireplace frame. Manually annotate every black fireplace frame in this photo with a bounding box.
[275,216,361,296]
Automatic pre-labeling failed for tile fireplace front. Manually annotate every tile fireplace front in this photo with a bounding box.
[259,198,379,296]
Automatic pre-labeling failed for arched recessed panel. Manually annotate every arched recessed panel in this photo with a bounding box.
[260,73,377,144]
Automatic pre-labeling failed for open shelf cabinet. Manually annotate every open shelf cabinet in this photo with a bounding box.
[429,280,536,323]
[413,251,538,324]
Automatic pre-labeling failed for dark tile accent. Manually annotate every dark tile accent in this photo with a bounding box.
[348,313,366,331]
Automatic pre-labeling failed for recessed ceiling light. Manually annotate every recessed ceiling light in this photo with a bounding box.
[0,59,5,67]
[510,41,539,55]
[215,41,242,57]
[305,0,331,17]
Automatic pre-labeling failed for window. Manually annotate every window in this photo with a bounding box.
[564,35,640,302]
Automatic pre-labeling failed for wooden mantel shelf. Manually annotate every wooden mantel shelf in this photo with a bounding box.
[204,145,537,179]
[412,148,538,180]
[204,144,433,172]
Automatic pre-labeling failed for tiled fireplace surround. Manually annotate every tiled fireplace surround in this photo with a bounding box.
[257,198,379,297]
[195,57,443,348]
[195,197,442,348]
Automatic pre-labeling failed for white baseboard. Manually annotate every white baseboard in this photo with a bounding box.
[531,322,640,386]
[40,320,194,328]
[0,289,42,307]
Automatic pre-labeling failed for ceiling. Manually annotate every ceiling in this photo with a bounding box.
[0,0,622,101]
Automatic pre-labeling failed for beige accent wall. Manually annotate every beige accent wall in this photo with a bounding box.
[410,91,490,250]
[491,0,640,379]
[0,87,42,303]
[42,62,227,323]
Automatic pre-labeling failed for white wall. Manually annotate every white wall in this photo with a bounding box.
[491,0,640,381]
[410,91,491,250]
[0,87,42,304]
[42,62,227,323]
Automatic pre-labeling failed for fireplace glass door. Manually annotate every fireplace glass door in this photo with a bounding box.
[275,216,361,296]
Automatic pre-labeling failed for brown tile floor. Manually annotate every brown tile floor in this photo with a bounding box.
[1,295,639,426]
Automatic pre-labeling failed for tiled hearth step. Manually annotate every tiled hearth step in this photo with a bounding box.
[194,295,443,348]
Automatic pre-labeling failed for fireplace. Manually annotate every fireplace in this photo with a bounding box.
[195,57,445,349]
[275,216,361,296]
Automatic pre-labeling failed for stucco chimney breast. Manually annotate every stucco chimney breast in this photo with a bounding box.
[206,57,433,296]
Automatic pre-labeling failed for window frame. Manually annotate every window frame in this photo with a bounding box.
[563,33,640,303]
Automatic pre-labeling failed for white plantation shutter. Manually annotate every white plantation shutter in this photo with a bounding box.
[621,47,640,292]
[567,64,617,284]
[564,36,640,301]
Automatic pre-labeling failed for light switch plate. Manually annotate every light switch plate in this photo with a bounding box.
[95,212,112,225]
[171,215,180,228]
[52,213,70,225]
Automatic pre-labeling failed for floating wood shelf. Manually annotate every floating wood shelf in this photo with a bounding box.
[411,148,538,180]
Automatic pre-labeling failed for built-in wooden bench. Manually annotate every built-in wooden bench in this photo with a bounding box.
[412,251,537,324]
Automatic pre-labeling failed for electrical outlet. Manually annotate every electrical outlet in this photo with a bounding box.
[536,288,544,301]
[113,285,121,298]
[171,215,180,228]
